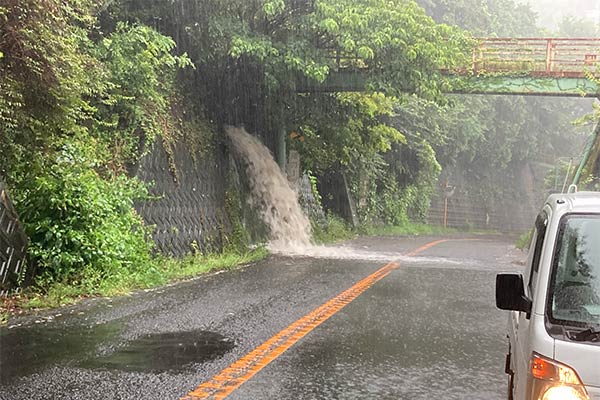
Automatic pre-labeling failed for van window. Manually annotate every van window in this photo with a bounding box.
[547,214,600,328]
[528,212,548,294]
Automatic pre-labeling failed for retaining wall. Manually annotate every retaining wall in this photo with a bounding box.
[134,136,234,257]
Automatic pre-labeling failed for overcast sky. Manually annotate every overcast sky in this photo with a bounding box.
[522,0,600,31]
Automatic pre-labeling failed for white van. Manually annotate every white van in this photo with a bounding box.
[496,191,600,400]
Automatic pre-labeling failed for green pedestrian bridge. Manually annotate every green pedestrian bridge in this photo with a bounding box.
[292,38,600,187]
[297,38,600,97]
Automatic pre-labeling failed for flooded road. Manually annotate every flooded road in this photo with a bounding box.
[0,235,522,399]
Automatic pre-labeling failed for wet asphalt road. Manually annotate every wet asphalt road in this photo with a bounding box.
[0,235,523,399]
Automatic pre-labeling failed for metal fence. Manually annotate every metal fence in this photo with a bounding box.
[427,189,535,233]
[0,181,29,296]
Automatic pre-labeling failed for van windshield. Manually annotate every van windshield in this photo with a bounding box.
[548,214,600,328]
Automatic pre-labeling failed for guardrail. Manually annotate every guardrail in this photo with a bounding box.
[0,181,30,296]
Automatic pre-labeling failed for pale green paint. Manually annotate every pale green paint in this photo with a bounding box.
[448,75,599,98]
[296,70,600,97]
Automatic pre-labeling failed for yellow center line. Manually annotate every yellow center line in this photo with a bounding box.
[181,239,454,400]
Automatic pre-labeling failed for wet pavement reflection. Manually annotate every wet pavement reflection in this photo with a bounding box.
[85,330,235,372]
[0,236,520,399]
[0,323,120,384]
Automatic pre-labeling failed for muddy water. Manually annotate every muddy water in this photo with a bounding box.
[226,127,312,252]
[227,127,460,262]
[228,127,378,258]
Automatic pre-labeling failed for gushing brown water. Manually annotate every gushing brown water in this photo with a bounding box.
[226,126,312,252]
[226,127,457,263]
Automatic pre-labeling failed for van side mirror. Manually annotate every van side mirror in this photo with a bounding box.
[496,274,532,316]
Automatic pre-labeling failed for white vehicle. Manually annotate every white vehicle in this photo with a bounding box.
[496,191,600,400]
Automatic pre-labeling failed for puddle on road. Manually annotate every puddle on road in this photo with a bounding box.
[0,323,121,384]
[86,330,235,373]
[2,325,235,381]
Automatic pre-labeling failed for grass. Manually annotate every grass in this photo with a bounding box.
[310,216,485,244]
[359,222,457,237]
[516,229,533,250]
[311,214,356,244]
[1,247,269,321]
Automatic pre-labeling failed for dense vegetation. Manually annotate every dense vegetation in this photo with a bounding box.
[1,1,196,289]
[407,0,591,228]
[0,0,592,302]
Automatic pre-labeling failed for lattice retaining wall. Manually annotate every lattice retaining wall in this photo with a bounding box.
[134,137,234,257]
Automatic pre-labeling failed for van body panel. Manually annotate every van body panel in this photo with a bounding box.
[587,386,600,400]
[511,313,556,396]
[499,192,600,400]
[554,339,600,389]
[512,312,555,399]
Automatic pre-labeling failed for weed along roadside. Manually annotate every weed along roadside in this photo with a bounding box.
[1,222,472,324]
[0,248,269,324]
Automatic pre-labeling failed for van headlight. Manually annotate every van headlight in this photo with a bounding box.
[528,353,590,400]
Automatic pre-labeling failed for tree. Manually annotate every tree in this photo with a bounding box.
[407,0,592,228]
[0,0,191,283]
[117,0,472,223]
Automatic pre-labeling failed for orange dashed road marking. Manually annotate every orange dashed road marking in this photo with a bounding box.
[181,239,453,400]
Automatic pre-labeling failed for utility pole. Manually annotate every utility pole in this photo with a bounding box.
[277,98,287,173]
[572,122,600,189]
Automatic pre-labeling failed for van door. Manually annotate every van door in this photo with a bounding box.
[512,211,548,400]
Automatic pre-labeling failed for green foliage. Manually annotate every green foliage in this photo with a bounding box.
[12,142,153,284]
[359,222,456,237]
[9,247,269,312]
[311,214,355,244]
[557,16,599,37]
[224,187,252,253]
[0,0,96,172]
[307,172,323,210]
[292,90,434,226]
[314,0,472,100]
[296,92,404,173]
[516,229,533,250]
[86,23,193,168]
[418,0,539,36]
[1,0,193,289]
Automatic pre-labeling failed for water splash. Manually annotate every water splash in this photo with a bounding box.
[226,127,457,263]
[226,126,312,252]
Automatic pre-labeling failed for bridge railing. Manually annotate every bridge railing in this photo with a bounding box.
[321,38,600,78]
[472,38,600,78]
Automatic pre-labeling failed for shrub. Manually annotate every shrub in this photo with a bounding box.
[12,142,153,284]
